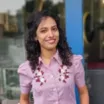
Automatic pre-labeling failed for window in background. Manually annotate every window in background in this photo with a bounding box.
[84,0,104,69]
[0,0,65,103]
[0,0,26,103]
[83,0,104,104]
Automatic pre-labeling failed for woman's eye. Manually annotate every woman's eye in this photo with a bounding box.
[52,27,58,31]
[40,30,47,33]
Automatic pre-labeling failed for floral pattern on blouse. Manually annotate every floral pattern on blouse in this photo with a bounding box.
[59,65,70,83]
[33,67,46,86]
[32,65,70,86]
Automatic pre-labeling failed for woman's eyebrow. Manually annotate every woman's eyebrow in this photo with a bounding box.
[39,25,57,30]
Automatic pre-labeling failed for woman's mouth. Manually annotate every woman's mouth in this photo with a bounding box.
[46,39,56,44]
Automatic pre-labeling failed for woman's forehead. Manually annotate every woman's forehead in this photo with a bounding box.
[38,16,57,28]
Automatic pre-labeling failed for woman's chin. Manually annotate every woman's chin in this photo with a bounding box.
[45,45,57,51]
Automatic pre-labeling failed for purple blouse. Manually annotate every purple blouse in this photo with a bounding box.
[18,51,85,104]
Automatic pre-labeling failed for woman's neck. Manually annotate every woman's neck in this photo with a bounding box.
[40,48,57,65]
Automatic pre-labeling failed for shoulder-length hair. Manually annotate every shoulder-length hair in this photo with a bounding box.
[25,10,73,70]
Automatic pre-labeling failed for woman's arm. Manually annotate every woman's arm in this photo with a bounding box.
[20,93,30,104]
[18,62,33,104]
[78,85,89,104]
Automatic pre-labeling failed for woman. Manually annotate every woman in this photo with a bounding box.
[18,10,89,104]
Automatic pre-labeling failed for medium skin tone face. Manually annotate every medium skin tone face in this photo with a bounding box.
[36,16,59,52]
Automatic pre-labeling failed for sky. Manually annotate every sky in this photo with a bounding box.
[0,0,63,15]
[0,0,25,15]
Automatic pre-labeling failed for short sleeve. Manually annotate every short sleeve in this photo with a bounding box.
[17,61,32,94]
[73,55,85,88]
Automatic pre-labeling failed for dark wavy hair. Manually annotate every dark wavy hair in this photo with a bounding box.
[25,10,73,71]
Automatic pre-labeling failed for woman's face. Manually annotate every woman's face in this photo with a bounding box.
[36,16,59,51]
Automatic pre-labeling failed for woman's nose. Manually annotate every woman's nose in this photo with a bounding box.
[48,30,54,37]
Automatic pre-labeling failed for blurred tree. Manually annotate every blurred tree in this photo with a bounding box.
[25,0,44,12]
[35,0,44,11]
[53,2,65,28]
[25,0,35,12]
[42,0,65,28]
[23,0,65,30]
[42,0,53,11]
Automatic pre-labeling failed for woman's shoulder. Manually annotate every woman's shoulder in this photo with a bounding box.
[17,60,32,76]
[72,54,83,61]
[18,60,30,69]
[71,54,83,65]
[67,54,84,75]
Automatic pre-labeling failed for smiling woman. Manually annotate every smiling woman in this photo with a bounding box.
[17,10,89,104]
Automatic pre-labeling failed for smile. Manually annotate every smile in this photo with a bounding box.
[46,39,56,44]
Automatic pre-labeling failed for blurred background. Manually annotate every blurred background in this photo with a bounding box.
[0,0,104,104]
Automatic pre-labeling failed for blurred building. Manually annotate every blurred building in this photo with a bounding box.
[8,15,18,32]
[0,12,18,34]
[16,10,24,34]
[0,13,5,39]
